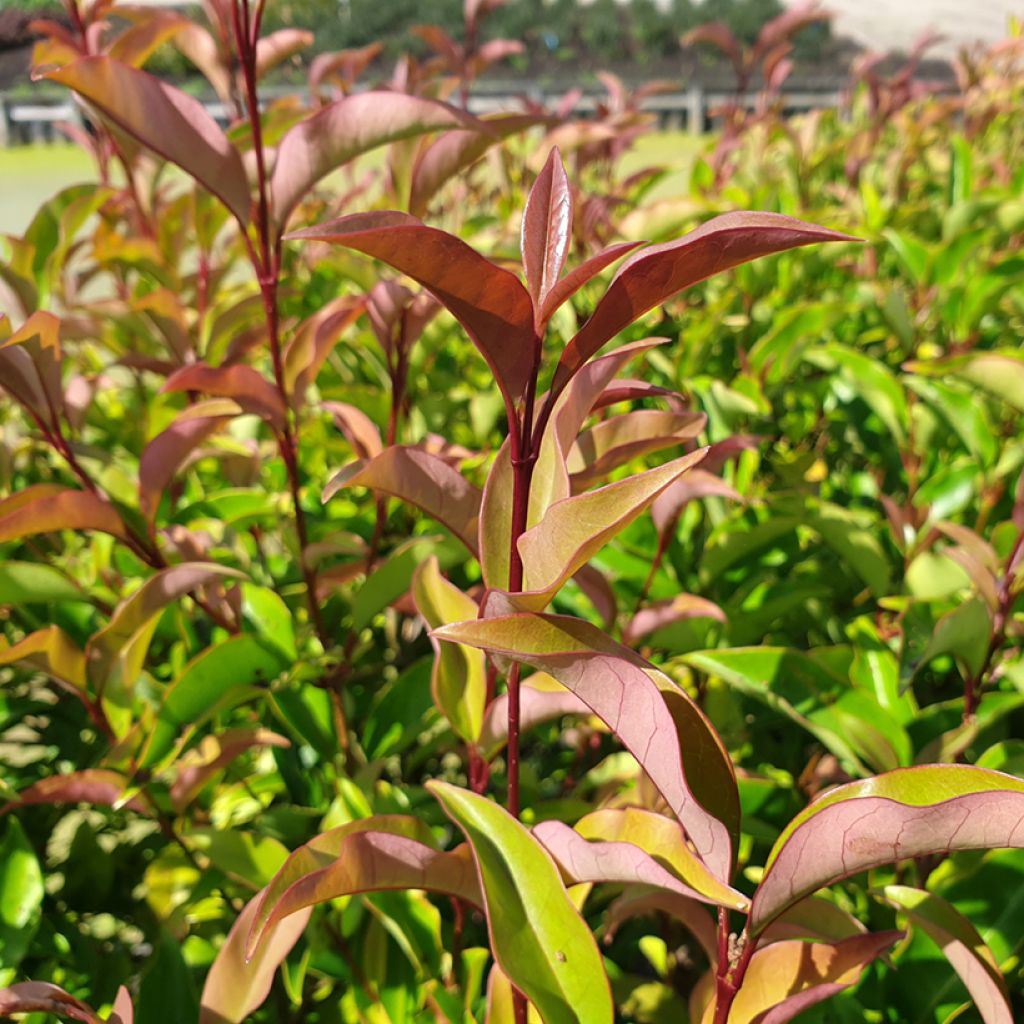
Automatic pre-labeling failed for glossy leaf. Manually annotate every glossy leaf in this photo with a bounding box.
[324,446,481,554]
[271,93,479,229]
[554,213,855,392]
[199,892,311,1024]
[44,57,250,225]
[515,449,707,610]
[701,931,902,1024]
[286,212,537,405]
[0,488,129,544]
[538,241,642,328]
[428,781,614,1024]
[750,766,1024,935]
[163,364,287,431]
[884,885,1012,1024]
[247,816,481,958]
[412,556,487,743]
[432,613,737,877]
[522,147,573,323]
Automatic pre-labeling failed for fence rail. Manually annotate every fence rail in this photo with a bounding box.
[0,84,848,147]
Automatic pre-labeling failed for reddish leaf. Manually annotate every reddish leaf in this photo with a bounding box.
[554,213,856,393]
[479,673,589,758]
[651,469,743,544]
[750,766,1024,936]
[271,93,479,229]
[282,296,366,406]
[107,10,189,68]
[682,22,743,72]
[538,241,642,328]
[755,2,832,60]
[0,982,104,1023]
[573,563,617,627]
[605,888,718,962]
[323,446,481,554]
[2,770,151,816]
[0,488,129,544]
[701,932,902,1024]
[522,147,573,325]
[138,409,232,526]
[432,613,737,878]
[761,895,867,945]
[43,57,250,225]
[0,311,64,428]
[163,364,287,431]
[110,987,134,1024]
[323,402,383,461]
[247,816,482,958]
[200,892,311,1024]
[287,211,537,406]
[409,113,541,218]
[625,594,727,644]
[254,28,313,78]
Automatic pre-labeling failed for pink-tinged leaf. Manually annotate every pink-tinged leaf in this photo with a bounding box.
[282,295,366,407]
[323,402,383,461]
[432,613,737,878]
[651,469,743,544]
[323,446,481,554]
[468,38,525,77]
[514,449,707,611]
[535,811,746,910]
[0,982,104,1023]
[412,556,487,744]
[0,487,129,544]
[0,626,87,694]
[538,241,642,328]
[479,673,590,758]
[884,885,1012,1024]
[554,213,856,393]
[522,147,573,325]
[271,93,479,229]
[760,894,867,944]
[573,563,617,627]
[171,728,290,812]
[365,280,443,356]
[138,410,231,526]
[110,986,134,1024]
[701,932,902,1024]
[172,23,232,104]
[199,891,311,1024]
[428,781,614,1024]
[410,113,542,218]
[43,57,250,225]
[755,2,832,60]
[0,311,63,428]
[287,211,537,405]
[625,594,726,644]
[163,364,287,431]
[255,28,313,78]
[2,770,151,816]
[591,378,688,413]
[750,766,1024,936]
[86,563,245,691]
[682,21,743,71]
[608,889,718,962]
[107,10,189,68]
[568,409,706,488]
[247,815,481,958]
[308,42,383,92]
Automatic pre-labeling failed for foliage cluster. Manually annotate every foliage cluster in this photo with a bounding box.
[0,2,1023,1024]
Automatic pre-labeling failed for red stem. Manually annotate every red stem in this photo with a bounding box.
[712,922,756,1024]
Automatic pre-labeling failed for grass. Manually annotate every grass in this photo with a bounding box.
[0,145,95,234]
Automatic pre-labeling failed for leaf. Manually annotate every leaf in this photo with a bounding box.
[0,562,83,605]
[553,213,855,393]
[409,113,542,218]
[324,446,481,554]
[515,449,707,611]
[428,781,614,1024]
[624,594,726,644]
[271,93,479,229]
[433,613,737,878]
[0,487,129,544]
[44,57,250,225]
[701,931,902,1024]
[538,241,643,328]
[3,770,151,816]
[478,675,590,758]
[0,310,63,428]
[750,765,1024,936]
[0,626,87,693]
[0,819,43,973]
[283,296,366,407]
[883,885,1012,1024]
[0,982,105,1023]
[604,888,719,963]
[138,411,232,526]
[953,353,1024,413]
[287,212,537,406]
[412,557,486,743]
[915,596,993,683]
[522,147,573,325]
[808,501,893,597]
[246,816,481,958]
[142,635,288,768]
[324,402,383,461]
[535,807,747,909]
[162,364,287,431]
[254,28,313,78]
[199,892,311,1024]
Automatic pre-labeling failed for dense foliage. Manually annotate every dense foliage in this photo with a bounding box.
[1,2,1023,1023]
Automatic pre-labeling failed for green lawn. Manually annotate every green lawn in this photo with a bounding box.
[0,145,95,235]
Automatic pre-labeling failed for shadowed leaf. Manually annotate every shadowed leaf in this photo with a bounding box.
[0,488,129,544]
[163,364,287,431]
[3,770,151,816]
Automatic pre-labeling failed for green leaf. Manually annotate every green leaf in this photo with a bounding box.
[0,819,43,972]
[241,584,297,663]
[428,782,614,1024]
[914,596,993,684]
[136,929,200,1024]
[0,562,83,604]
